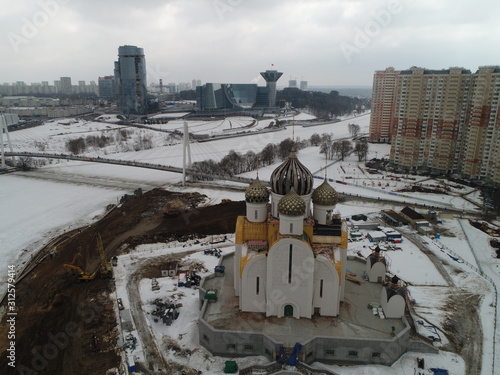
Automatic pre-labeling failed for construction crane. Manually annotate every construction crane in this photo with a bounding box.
[63,264,96,281]
[97,233,112,278]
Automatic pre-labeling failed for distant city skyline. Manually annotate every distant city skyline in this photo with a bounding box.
[2,0,500,86]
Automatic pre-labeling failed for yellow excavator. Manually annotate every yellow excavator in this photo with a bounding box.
[63,233,112,281]
[63,264,96,281]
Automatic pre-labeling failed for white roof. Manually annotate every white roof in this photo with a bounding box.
[368,231,387,239]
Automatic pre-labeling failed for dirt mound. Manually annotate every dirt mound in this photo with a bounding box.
[0,188,245,374]
[442,293,483,374]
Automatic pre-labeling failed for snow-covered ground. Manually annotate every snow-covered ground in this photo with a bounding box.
[0,174,123,297]
[111,210,492,374]
[2,111,499,374]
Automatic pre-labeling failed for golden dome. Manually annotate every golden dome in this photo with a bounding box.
[312,179,338,206]
[245,178,269,203]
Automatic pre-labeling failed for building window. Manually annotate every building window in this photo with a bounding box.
[325,349,335,355]
[290,222,293,232]
[244,344,253,350]
[288,245,293,284]
[371,352,381,358]
[227,344,236,349]
[256,277,260,295]
[349,351,358,357]
[255,210,258,220]
[320,279,324,298]
[203,334,209,343]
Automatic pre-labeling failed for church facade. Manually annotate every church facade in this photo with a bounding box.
[198,146,437,366]
[234,146,348,319]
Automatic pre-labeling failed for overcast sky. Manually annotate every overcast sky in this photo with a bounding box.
[1,0,500,87]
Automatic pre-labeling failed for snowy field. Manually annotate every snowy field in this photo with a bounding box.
[0,174,124,297]
[2,111,499,374]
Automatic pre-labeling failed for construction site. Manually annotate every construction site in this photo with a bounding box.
[0,189,245,374]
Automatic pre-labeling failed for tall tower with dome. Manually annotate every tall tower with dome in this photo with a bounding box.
[234,146,348,319]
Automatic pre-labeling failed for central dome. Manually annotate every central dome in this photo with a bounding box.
[270,146,313,196]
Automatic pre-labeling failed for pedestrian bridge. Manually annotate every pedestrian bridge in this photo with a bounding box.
[4,151,254,185]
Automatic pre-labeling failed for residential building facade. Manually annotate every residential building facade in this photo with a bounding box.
[98,76,115,99]
[370,66,500,186]
[369,67,400,143]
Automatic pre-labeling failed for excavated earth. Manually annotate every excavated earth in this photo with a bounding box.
[0,188,245,375]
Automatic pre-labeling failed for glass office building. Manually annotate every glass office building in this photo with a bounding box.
[114,45,148,115]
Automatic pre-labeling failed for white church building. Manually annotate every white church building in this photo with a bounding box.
[233,146,349,319]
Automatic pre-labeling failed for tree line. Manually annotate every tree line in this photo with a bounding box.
[276,88,370,119]
[191,131,369,177]
[65,129,155,154]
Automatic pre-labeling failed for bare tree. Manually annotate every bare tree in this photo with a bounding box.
[353,139,369,162]
[66,137,86,154]
[333,140,352,161]
[320,133,335,160]
[259,143,277,166]
[244,150,257,171]
[348,123,360,138]
[309,133,321,146]
[220,150,245,175]
[18,157,35,171]
[278,138,294,160]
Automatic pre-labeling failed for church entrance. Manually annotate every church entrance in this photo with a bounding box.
[284,304,294,317]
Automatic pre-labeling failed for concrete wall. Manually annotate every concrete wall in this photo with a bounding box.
[199,307,430,366]
[198,252,438,367]
[199,303,279,359]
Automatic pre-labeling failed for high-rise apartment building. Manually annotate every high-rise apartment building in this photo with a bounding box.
[178,82,192,92]
[98,76,115,99]
[461,66,500,183]
[369,67,400,143]
[78,80,86,94]
[391,67,471,174]
[191,79,201,90]
[299,80,308,91]
[60,77,72,95]
[370,66,500,185]
[114,45,148,115]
